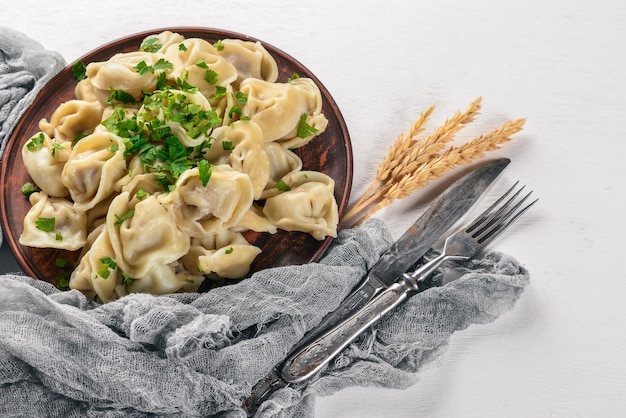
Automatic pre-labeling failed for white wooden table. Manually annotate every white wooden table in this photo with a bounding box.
[2,0,625,416]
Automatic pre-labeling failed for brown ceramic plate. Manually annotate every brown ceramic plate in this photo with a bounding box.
[0,27,353,289]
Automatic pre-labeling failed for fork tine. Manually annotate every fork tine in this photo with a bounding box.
[466,181,520,234]
[475,190,538,245]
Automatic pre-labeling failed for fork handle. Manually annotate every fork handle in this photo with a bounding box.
[280,278,412,383]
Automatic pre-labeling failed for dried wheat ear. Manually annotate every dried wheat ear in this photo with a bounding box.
[342,97,525,227]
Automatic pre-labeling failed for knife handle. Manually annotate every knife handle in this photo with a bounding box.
[288,278,383,354]
[280,277,414,384]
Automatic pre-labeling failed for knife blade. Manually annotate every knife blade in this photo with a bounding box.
[242,157,510,414]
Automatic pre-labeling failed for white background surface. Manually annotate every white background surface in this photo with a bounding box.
[2,0,625,416]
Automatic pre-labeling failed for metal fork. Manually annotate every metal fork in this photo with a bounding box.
[281,182,538,383]
[403,181,538,286]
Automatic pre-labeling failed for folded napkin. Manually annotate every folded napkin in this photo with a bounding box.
[0,29,531,417]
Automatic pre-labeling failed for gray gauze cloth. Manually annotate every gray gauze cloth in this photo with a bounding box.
[0,219,529,417]
[0,27,66,244]
[0,29,531,417]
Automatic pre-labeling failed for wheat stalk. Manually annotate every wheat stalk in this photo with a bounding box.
[342,98,525,227]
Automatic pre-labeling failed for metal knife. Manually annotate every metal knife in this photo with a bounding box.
[242,158,510,414]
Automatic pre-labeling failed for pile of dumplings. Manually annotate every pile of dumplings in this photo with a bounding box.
[19,31,339,303]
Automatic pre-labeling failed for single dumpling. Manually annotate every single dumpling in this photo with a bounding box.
[164,37,238,100]
[21,132,70,198]
[240,77,328,148]
[69,225,120,303]
[19,192,87,250]
[86,51,170,100]
[182,230,261,279]
[39,100,104,143]
[217,38,279,87]
[107,192,190,278]
[158,164,255,237]
[208,121,270,199]
[61,131,127,212]
[262,171,338,240]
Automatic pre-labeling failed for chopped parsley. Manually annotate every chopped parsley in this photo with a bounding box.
[204,69,219,85]
[195,58,209,69]
[100,86,222,190]
[35,217,55,232]
[72,61,87,81]
[21,182,39,197]
[228,106,242,119]
[50,142,65,157]
[213,40,224,51]
[26,133,45,152]
[121,273,134,285]
[114,209,135,225]
[234,91,247,104]
[97,257,117,279]
[225,247,234,254]
[274,180,291,192]
[55,232,63,241]
[55,257,70,268]
[107,88,136,105]
[197,159,212,187]
[133,58,173,75]
[140,37,162,53]
[56,273,70,289]
[297,113,319,138]
[222,140,234,151]
[178,43,188,51]
[135,189,148,200]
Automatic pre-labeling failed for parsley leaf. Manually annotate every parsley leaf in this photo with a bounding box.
[21,182,39,197]
[72,61,87,81]
[297,113,319,138]
[204,69,219,85]
[108,88,136,104]
[35,217,55,232]
[97,257,117,279]
[140,37,162,53]
[197,160,212,186]
[50,142,65,157]
[274,180,291,192]
[114,210,135,225]
[55,258,70,268]
[26,133,45,152]
[213,40,224,51]
[135,189,148,200]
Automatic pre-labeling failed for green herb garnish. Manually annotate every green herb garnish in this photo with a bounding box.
[114,209,135,225]
[197,160,212,187]
[35,217,55,232]
[26,133,45,152]
[297,113,319,138]
[135,189,148,201]
[97,257,117,279]
[72,61,87,81]
[21,182,39,197]
[275,180,291,192]
[140,37,162,53]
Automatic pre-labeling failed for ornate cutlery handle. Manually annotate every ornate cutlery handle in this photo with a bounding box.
[281,278,413,383]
